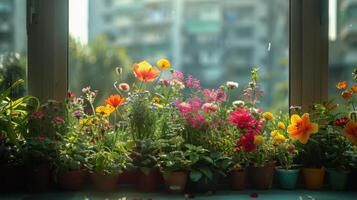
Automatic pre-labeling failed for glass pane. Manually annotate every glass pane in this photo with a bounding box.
[0,0,27,97]
[329,0,357,96]
[69,0,289,112]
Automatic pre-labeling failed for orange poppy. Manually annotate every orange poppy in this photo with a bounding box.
[336,81,347,90]
[351,84,357,94]
[105,95,125,108]
[343,121,357,146]
[287,113,318,144]
[133,60,160,82]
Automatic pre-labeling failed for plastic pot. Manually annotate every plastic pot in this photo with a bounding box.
[302,167,325,190]
[275,167,300,189]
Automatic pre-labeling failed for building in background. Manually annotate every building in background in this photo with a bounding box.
[87,0,289,110]
[0,0,26,54]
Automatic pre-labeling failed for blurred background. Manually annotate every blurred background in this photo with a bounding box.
[0,0,355,112]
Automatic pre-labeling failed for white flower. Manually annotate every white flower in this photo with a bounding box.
[232,100,245,107]
[226,81,239,89]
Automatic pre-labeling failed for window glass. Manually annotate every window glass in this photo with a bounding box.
[329,0,357,96]
[69,0,289,112]
[0,0,27,97]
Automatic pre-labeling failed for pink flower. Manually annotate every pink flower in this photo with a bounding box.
[177,102,192,115]
[203,89,227,103]
[172,70,184,82]
[52,117,65,124]
[118,83,130,92]
[161,79,170,86]
[201,103,217,113]
[186,75,201,89]
[187,113,206,128]
[30,111,45,120]
[229,108,262,133]
[82,86,91,93]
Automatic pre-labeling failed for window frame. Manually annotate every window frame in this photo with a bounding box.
[27,0,329,110]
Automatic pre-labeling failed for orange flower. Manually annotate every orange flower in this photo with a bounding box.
[351,84,357,94]
[336,81,347,90]
[133,60,160,82]
[287,113,318,144]
[343,121,357,146]
[105,95,125,108]
[342,91,352,100]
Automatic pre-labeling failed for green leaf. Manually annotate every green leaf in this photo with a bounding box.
[198,167,213,180]
[190,170,202,182]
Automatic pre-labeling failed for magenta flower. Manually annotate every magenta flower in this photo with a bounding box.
[201,103,217,113]
[30,111,45,120]
[172,70,184,82]
[203,88,227,103]
[186,75,201,89]
[52,117,65,124]
[229,108,262,133]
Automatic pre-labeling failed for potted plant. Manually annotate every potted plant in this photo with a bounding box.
[228,144,249,190]
[0,80,38,193]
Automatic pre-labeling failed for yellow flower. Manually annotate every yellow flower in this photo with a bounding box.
[278,122,286,130]
[273,133,286,143]
[263,112,274,121]
[233,163,242,169]
[157,58,171,70]
[271,130,278,137]
[79,118,92,126]
[96,105,115,117]
[154,103,164,109]
[152,97,160,103]
[254,135,264,145]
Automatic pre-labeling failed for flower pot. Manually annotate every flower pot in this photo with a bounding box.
[58,170,86,191]
[118,170,139,185]
[302,167,325,190]
[249,162,275,189]
[0,164,25,193]
[191,173,220,193]
[91,173,118,192]
[26,163,51,193]
[230,169,246,190]
[164,171,188,193]
[275,167,300,189]
[136,168,160,192]
[327,169,349,191]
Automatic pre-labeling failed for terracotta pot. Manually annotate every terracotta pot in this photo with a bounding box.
[191,172,220,193]
[164,171,188,193]
[230,169,246,190]
[26,163,51,193]
[91,173,118,192]
[0,164,25,193]
[302,167,325,190]
[118,170,139,185]
[249,162,275,189]
[58,170,86,191]
[136,168,160,192]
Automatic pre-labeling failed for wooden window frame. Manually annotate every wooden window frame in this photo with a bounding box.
[27,0,329,109]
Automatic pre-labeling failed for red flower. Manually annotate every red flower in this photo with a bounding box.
[30,111,45,120]
[334,117,350,127]
[229,108,262,133]
[288,146,296,153]
[52,117,65,124]
[336,81,347,90]
[342,91,352,100]
[67,91,76,98]
[236,132,257,152]
[37,133,46,141]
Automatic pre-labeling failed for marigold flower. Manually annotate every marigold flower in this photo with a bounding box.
[271,130,278,137]
[343,121,357,146]
[118,83,130,92]
[152,97,160,103]
[278,122,286,130]
[342,91,352,100]
[157,58,171,70]
[336,81,347,90]
[133,60,160,82]
[351,84,357,94]
[262,112,274,121]
[105,95,125,108]
[96,105,115,118]
[287,113,318,144]
[273,133,286,143]
[254,135,264,145]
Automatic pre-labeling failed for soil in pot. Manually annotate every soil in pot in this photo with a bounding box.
[58,170,86,191]
[230,169,246,190]
[91,172,118,192]
[164,171,188,193]
[136,168,160,192]
[26,163,51,193]
[0,164,25,193]
[249,162,275,189]
[327,169,349,191]
[275,167,300,189]
[302,167,325,190]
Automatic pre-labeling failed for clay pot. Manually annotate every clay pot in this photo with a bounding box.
[118,170,139,185]
[249,161,275,189]
[57,170,86,191]
[164,171,188,193]
[191,173,220,193]
[230,169,246,190]
[91,173,118,192]
[302,167,325,190]
[0,164,25,193]
[136,169,160,192]
[26,163,51,193]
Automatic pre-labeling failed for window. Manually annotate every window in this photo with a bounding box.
[0,0,27,97]
[329,0,357,95]
[69,0,289,112]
